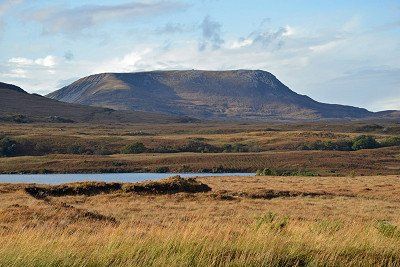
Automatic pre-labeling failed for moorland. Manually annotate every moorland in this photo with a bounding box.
[0,121,399,175]
[1,174,400,266]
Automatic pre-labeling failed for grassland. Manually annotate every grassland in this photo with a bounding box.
[2,175,400,266]
[1,121,400,266]
[0,121,399,175]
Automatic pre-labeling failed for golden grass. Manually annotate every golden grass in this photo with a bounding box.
[1,175,400,266]
[1,220,400,266]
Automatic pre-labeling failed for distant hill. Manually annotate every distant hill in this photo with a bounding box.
[46,70,383,121]
[0,82,189,123]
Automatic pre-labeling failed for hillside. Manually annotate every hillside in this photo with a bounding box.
[0,82,188,123]
[47,70,377,120]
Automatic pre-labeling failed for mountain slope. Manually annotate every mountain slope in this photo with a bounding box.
[47,70,375,120]
[0,82,188,123]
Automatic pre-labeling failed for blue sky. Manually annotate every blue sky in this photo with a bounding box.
[0,0,399,111]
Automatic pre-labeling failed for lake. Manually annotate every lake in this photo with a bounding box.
[0,173,254,184]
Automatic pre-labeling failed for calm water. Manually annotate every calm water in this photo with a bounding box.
[0,173,254,184]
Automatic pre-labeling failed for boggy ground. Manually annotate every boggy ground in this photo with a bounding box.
[1,147,399,175]
[1,122,399,175]
[1,175,400,266]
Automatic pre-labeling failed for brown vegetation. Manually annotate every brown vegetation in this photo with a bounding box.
[24,176,211,199]
[1,175,400,265]
[0,122,399,175]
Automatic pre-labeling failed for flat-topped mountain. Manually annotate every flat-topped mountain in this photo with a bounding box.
[47,70,376,120]
[0,82,187,123]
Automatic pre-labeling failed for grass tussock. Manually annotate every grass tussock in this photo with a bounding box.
[122,176,212,194]
[24,176,211,199]
[246,189,336,199]
[25,182,123,198]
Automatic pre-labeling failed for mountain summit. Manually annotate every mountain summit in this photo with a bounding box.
[47,70,374,120]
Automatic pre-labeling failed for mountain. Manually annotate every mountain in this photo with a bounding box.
[47,70,379,120]
[0,82,189,123]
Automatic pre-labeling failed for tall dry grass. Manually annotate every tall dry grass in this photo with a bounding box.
[2,175,400,266]
[1,218,400,266]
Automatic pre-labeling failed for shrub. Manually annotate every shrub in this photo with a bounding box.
[380,136,400,147]
[152,146,178,153]
[122,142,147,154]
[351,135,380,150]
[67,145,85,154]
[300,140,353,151]
[155,166,170,173]
[0,137,17,157]
[222,143,249,152]
[181,140,221,153]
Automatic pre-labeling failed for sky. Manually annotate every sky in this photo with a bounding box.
[0,0,399,111]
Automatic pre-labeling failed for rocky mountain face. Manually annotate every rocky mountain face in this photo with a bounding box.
[0,82,186,123]
[47,70,375,121]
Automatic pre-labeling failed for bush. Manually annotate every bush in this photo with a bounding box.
[351,135,380,150]
[0,137,17,157]
[301,140,353,151]
[181,140,221,153]
[300,135,383,151]
[155,166,170,173]
[380,136,400,147]
[67,145,85,154]
[152,145,178,153]
[122,142,147,154]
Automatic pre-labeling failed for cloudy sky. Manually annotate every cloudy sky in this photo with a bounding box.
[0,0,399,111]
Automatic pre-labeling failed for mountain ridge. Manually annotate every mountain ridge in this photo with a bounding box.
[47,69,381,121]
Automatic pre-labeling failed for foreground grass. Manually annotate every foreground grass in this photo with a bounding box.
[1,220,400,266]
[2,175,400,266]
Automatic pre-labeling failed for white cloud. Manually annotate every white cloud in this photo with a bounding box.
[229,38,253,49]
[93,48,152,73]
[309,40,342,53]
[8,57,34,65]
[282,25,295,37]
[34,55,57,67]
[231,24,294,51]
[8,55,57,67]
